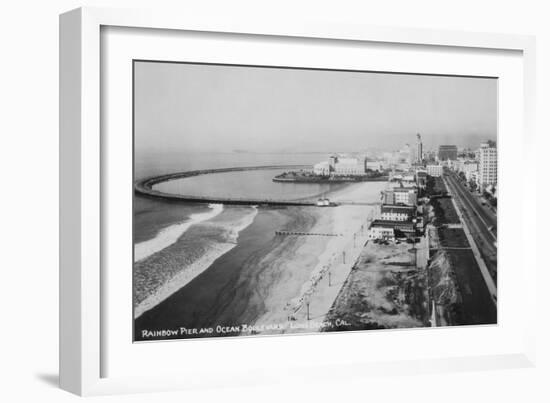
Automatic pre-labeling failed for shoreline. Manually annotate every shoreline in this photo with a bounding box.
[134,203,224,262]
[135,165,316,206]
[134,206,317,340]
[134,180,387,341]
[245,181,386,336]
[133,205,258,318]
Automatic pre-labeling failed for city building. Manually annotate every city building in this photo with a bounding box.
[459,160,479,181]
[369,220,416,240]
[389,171,417,188]
[313,155,366,176]
[438,145,458,161]
[424,150,436,163]
[394,187,418,206]
[478,142,497,187]
[368,225,395,240]
[380,205,415,221]
[468,170,479,187]
[426,164,443,177]
[383,189,395,204]
[382,187,417,206]
[416,133,423,163]
[415,169,427,189]
[313,161,331,176]
[365,160,384,172]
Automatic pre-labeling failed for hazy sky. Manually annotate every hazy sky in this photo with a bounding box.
[134,61,497,154]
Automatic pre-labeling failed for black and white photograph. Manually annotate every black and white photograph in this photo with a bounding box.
[6,0,550,400]
[133,61,498,342]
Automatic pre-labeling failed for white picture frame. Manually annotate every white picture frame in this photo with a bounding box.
[59,6,537,396]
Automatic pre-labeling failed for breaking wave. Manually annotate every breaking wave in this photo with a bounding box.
[134,204,224,262]
[135,206,258,318]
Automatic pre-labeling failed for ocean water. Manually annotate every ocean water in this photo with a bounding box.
[135,206,320,338]
[133,151,373,324]
[134,204,258,318]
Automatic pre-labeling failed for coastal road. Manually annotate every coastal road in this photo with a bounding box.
[443,171,498,283]
[446,171,497,239]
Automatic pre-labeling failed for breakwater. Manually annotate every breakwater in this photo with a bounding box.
[134,165,316,206]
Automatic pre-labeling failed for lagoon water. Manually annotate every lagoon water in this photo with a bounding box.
[153,168,345,201]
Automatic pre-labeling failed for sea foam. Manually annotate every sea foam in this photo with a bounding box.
[135,206,258,318]
[134,203,224,262]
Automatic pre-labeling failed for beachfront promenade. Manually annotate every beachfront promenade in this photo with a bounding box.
[135,165,381,207]
[283,210,375,328]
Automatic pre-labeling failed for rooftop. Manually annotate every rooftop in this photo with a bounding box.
[393,187,418,193]
[381,205,415,213]
[371,220,415,230]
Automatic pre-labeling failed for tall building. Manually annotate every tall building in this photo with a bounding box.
[438,145,458,161]
[416,133,423,163]
[478,142,497,187]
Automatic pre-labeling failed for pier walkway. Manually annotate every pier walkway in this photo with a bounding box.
[135,165,315,206]
[135,165,382,207]
[275,231,343,237]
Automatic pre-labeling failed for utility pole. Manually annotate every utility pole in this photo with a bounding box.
[412,218,418,269]
[342,251,346,264]
[306,301,310,321]
[328,271,332,287]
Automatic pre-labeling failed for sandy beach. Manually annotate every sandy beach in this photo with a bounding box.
[247,181,387,335]
[134,180,387,340]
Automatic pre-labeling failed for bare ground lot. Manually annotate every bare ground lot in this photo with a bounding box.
[320,173,495,332]
[322,242,428,332]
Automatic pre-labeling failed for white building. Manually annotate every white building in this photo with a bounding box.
[313,155,366,176]
[313,161,330,176]
[468,170,479,186]
[478,142,497,187]
[368,226,395,240]
[460,161,479,181]
[334,157,365,175]
[380,205,415,221]
[394,187,418,206]
[426,164,443,177]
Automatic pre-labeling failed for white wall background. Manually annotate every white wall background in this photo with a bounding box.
[0,0,547,401]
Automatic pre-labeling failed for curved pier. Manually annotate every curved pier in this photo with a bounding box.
[134,165,317,206]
